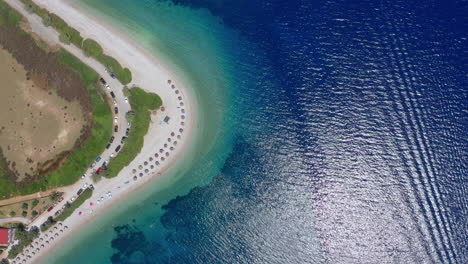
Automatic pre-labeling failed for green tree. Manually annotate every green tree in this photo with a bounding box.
[50,191,61,202]
[32,199,39,209]
[32,210,38,217]
[21,211,27,217]
[9,211,15,217]
[21,202,28,210]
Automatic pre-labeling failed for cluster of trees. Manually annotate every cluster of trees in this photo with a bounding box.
[8,224,39,258]
[19,0,132,84]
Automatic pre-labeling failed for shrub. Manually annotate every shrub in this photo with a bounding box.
[82,38,103,57]
[42,14,51,27]
[32,199,39,208]
[7,9,21,26]
[9,211,15,217]
[49,13,67,31]
[21,202,28,210]
[21,211,27,217]
[59,31,71,45]
[64,26,83,47]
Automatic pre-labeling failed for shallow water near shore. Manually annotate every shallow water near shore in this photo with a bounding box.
[45,0,466,263]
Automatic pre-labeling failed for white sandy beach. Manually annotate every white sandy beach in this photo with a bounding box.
[3,0,196,263]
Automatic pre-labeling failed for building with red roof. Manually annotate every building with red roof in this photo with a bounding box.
[0,228,9,247]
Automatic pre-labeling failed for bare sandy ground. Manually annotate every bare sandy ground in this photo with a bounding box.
[3,0,196,263]
[0,48,85,181]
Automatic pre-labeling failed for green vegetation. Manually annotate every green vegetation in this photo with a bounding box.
[0,1,21,27]
[7,9,21,26]
[8,225,39,258]
[82,38,102,57]
[58,30,71,44]
[55,188,92,222]
[31,199,39,209]
[9,211,15,217]
[97,54,132,84]
[21,203,28,210]
[42,14,51,27]
[19,0,132,84]
[16,49,112,194]
[21,211,27,217]
[106,88,162,178]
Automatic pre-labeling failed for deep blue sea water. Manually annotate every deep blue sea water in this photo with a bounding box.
[51,0,467,263]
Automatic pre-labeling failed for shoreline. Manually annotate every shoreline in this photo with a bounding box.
[3,0,197,263]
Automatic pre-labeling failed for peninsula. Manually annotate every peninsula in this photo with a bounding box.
[0,0,193,263]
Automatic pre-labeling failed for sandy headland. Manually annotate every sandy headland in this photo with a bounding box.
[2,0,196,263]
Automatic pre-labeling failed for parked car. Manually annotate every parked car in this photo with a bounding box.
[96,168,102,174]
[114,125,118,132]
[115,145,121,152]
[77,189,83,196]
[106,143,111,149]
[110,136,115,143]
[126,128,130,136]
[106,84,110,90]
[81,174,86,179]
[114,107,118,114]
[47,206,54,212]
[113,99,117,106]
[110,73,116,79]
[114,116,118,123]
[110,91,116,98]
[58,197,64,202]
[96,157,101,162]
[99,78,106,85]
[121,136,127,144]
[124,97,128,103]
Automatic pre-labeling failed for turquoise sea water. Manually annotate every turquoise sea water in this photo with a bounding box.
[42,0,246,263]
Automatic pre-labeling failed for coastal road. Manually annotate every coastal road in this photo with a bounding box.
[4,0,132,228]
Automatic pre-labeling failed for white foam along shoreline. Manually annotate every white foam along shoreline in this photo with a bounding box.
[3,0,197,263]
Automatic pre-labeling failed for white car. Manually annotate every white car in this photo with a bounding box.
[81,174,86,179]
[113,99,117,106]
[124,97,128,103]
[70,196,76,202]
[110,153,114,158]
[106,84,110,90]
[84,183,88,188]
[114,117,118,123]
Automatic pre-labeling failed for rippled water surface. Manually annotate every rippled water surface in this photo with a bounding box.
[52,0,467,263]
